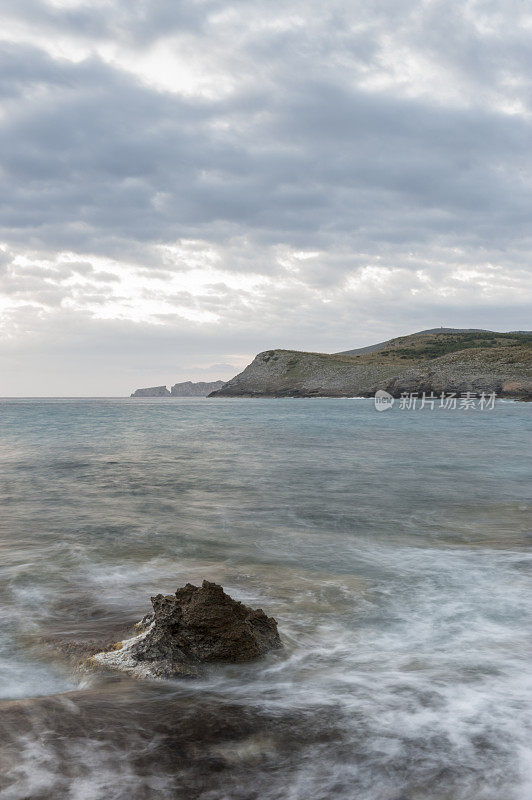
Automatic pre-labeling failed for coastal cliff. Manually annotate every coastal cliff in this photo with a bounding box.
[130,385,170,397]
[171,380,225,396]
[209,330,532,400]
[131,380,225,397]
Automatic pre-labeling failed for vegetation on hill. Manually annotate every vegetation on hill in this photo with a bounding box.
[372,331,531,361]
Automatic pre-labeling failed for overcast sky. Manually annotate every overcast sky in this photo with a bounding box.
[0,0,531,395]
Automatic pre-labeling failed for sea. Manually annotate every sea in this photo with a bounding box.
[0,397,530,800]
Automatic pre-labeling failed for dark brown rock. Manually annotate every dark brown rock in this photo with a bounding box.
[92,581,282,678]
[133,581,282,665]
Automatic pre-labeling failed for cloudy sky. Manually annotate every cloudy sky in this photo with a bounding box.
[0,0,531,395]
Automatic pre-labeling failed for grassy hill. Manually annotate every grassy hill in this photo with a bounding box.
[210,330,532,399]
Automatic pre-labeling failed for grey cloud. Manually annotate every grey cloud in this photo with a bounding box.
[0,249,124,313]
[0,0,212,45]
[67,261,96,275]
[92,271,121,282]
[0,38,530,276]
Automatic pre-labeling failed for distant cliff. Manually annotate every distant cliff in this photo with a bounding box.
[209,331,532,400]
[131,386,170,397]
[131,380,225,398]
[170,381,225,396]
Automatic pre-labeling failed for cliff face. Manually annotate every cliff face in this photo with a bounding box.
[210,350,404,397]
[130,385,171,397]
[209,331,532,400]
[131,381,225,397]
[171,380,225,396]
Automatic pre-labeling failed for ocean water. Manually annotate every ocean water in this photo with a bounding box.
[0,397,530,800]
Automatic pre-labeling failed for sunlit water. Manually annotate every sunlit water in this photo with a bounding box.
[0,397,530,800]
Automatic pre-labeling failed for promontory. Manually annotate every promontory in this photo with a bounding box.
[208,329,532,400]
[131,380,225,397]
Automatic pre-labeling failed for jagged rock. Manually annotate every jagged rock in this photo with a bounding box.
[130,385,171,397]
[92,581,282,679]
[130,381,226,397]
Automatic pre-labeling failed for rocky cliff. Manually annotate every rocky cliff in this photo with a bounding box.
[209,331,532,400]
[131,380,225,397]
[171,380,225,396]
[130,385,170,397]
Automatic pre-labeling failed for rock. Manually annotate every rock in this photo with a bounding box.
[130,381,226,397]
[92,581,282,679]
[130,385,171,397]
[170,380,226,396]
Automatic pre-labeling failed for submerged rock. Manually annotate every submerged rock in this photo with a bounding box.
[92,581,282,679]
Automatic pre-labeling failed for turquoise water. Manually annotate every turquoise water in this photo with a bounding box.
[0,398,531,799]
